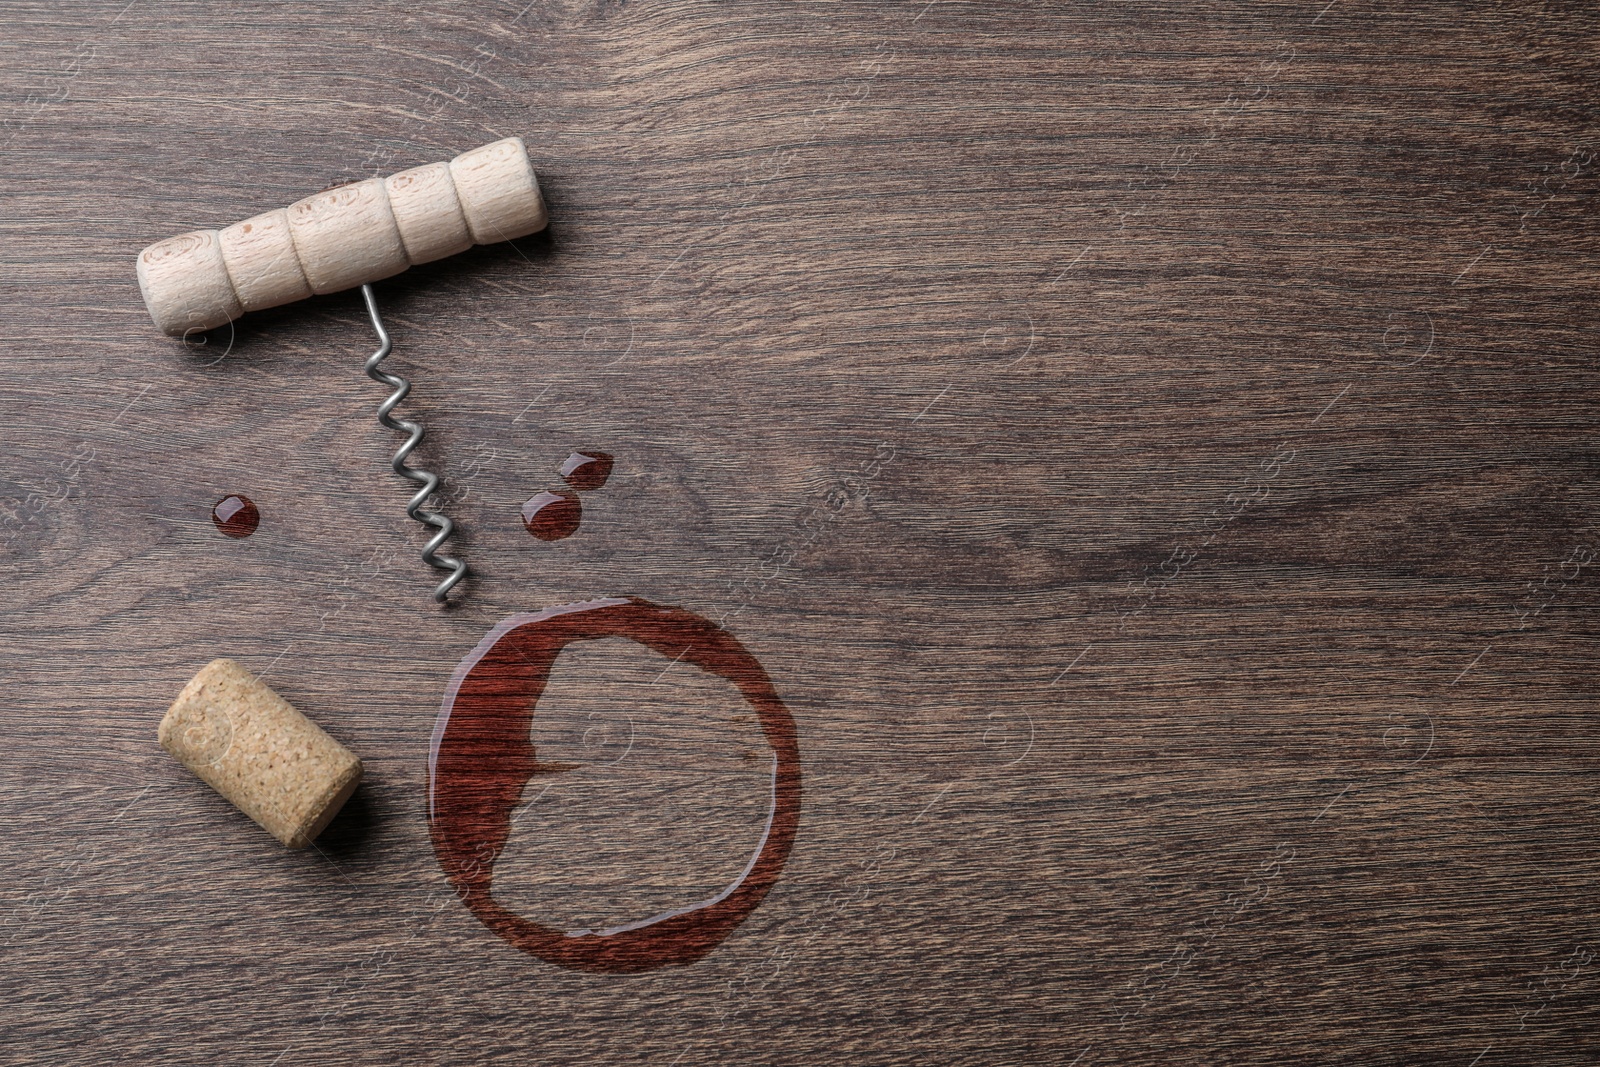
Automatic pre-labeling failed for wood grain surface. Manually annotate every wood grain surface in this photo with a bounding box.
[3,0,1599,1063]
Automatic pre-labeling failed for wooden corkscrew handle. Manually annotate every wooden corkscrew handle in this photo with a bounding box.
[136,136,547,337]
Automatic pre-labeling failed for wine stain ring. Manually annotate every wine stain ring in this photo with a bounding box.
[427,596,801,973]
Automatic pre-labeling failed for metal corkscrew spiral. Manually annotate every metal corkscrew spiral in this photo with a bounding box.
[360,284,468,602]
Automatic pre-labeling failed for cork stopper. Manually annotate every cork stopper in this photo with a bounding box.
[159,659,363,848]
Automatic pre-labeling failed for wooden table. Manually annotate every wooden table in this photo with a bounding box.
[3,1,1597,1063]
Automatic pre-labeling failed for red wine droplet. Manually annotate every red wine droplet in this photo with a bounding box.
[559,451,614,492]
[211,495,259,539]
[522,490,581,541]
[428,597,801,973]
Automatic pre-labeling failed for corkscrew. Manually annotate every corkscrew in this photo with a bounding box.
[134,136,548,603]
